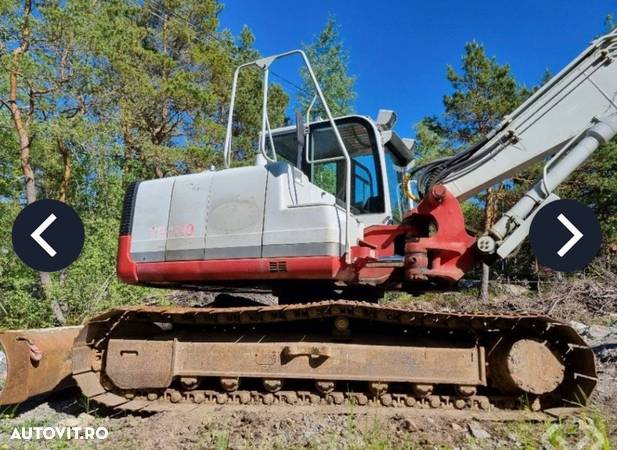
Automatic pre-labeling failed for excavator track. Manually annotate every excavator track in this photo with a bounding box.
[71,301,596,414]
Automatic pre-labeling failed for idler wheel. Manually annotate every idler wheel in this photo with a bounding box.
[491,339,565,395]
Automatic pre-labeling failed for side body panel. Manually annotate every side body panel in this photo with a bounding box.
[262,162,362,257]
[130,178,175,262]
[122,162,368,284]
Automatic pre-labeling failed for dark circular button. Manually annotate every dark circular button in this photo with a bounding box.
[11,199,85,272]
[529,199,601,272]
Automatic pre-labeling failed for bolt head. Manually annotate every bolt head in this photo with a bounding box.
[477,236,496,254]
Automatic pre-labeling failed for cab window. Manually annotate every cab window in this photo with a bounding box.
[384,150,406,222]
[268,118,384,214]
[310,119,384,214]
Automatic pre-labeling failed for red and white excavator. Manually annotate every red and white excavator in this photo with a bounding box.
[1,28,616,415]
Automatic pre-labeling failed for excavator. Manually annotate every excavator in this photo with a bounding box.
[1,28,616,415]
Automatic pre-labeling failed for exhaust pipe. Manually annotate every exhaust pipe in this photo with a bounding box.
[0,326,82,405]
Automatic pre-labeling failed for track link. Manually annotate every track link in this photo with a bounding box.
[71,300,597,414]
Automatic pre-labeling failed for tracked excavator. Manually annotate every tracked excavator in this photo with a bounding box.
[2,29,617,415]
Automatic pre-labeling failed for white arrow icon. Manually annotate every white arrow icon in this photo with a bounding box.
[557,213,583,257]
[31,213,57,257]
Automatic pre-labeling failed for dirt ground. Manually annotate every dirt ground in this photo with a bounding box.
[1,284,616,449]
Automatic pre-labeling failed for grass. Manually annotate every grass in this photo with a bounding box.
[212,431,230,450]
[0,404,19,420]
[491,409,612,450]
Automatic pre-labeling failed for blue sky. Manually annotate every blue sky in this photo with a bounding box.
[220,0,615,139]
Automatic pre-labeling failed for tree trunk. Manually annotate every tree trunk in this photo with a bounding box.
[480,263,490,301]
[57,136,71,202]
[7,1,66,325]
[479,186,499,301]
[9,72,36,205]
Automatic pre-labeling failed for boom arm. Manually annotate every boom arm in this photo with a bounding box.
[413,29,617,259]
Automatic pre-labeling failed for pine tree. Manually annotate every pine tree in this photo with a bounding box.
[429,42,529,300]
[299,16,356,118]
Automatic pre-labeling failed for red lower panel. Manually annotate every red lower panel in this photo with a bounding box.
[117,235,346,283]
[117,235,138,283]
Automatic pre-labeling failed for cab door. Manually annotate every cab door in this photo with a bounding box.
[307,116,392,226]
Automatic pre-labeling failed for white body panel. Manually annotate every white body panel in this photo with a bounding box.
[129,162,364,262]
[131,178,175,262]
[205,165,267,258]
[262,162,362,257]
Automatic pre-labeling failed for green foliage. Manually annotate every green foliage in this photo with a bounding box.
[415,27,617,281]
[413,116,453,165]
[442,41,530,142]
[0,0,290,328]
[313,162,337,195]
[420,41,531,239]
[299,16,356,118]
[558,140,617,244]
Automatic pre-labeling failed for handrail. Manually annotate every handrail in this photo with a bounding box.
[222,49,353,263]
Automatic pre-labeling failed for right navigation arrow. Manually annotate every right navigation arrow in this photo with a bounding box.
[556,213,583,257]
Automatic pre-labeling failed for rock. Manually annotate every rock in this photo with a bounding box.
[596,345,617,363]
[468,422,491,439]
[501,284,529,296]
[458,279,480,289]
[78,412,95,425]
[569,320,588,335]
[587,324,613,340]
[401,419,417,432]
[451,423,464,432]
[58,413,95,428]
[58,417,81,428]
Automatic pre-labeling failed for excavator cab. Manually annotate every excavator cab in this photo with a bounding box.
[266,113,415,225]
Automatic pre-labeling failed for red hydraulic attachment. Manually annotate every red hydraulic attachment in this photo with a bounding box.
[352,184,479,286]
[403,185,477,283]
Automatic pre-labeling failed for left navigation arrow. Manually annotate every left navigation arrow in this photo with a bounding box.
[12,199,84,272]
[30,213,58,257]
